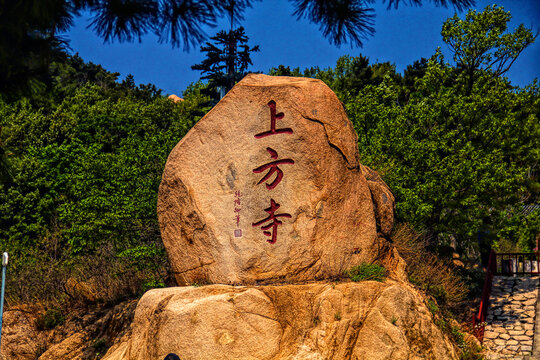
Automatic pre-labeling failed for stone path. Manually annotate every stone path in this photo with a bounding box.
[483,276,539,359]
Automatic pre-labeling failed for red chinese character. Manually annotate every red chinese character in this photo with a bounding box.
[252,199,291,244]
[253,147,294,190]
[254,100,293,139]
[234,198,241,205]
[235,190,242,197]
[235,214,241,227]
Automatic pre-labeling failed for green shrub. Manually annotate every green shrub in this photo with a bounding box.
[1,78,209,307]
[427,299,439,315]
[345,263,387,282]
[36,307,65,329]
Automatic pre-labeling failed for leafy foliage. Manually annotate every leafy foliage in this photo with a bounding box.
[441,5,537,93]
[0,55,211,306]
[350,7,539,252]
[356,56,538,250]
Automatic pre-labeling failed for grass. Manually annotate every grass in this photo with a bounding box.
[345,263,387,282]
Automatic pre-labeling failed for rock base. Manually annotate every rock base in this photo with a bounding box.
[104,282,458,360]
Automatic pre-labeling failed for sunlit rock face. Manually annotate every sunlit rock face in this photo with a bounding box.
[158,74,393,285]
[103,283,459,360]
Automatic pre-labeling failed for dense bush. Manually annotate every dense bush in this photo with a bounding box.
[0,57,211,306]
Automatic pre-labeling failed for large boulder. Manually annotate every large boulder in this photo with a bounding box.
[103,282,459,360]
[158,74,396,285]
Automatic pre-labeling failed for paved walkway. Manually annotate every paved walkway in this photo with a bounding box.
[483,276,539,359]
[533,287,540,359]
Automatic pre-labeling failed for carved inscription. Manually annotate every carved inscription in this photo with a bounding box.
[252,147,295,190]
[252,101,294,244]
[252,199,292,244]
[233,190,242,237]
[254,100,293,138]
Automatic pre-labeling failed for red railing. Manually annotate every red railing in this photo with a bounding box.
[472,251,540,342]
[472,249,496,342]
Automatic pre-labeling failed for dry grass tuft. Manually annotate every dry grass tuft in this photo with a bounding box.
[392,223,468,306]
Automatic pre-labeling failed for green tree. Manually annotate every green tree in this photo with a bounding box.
[191,27,259,97]
[191,1,260,99]
[347,7,539,254]
[269,54,401,101]
[441,4,537,94]
[0,126,11,184]
[0,56,212,304]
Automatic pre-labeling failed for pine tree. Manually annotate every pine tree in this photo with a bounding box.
[191,1,259,99]
[191,27,259,96]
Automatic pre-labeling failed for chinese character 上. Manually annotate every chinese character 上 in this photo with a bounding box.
[254,100,293,139]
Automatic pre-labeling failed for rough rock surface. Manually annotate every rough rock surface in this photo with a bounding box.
[0,301,137,360]
[359,165,395,236]
[0,307,43,360]
[158,74,396,285]
[104,282,459,360]
[168,94,184,102]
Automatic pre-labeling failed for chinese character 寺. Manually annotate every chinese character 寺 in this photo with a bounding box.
[252,199,292,244]
[254,100,293,139]
[253,147,295,190]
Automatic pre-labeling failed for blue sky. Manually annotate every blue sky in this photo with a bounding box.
[65,0,539,96]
